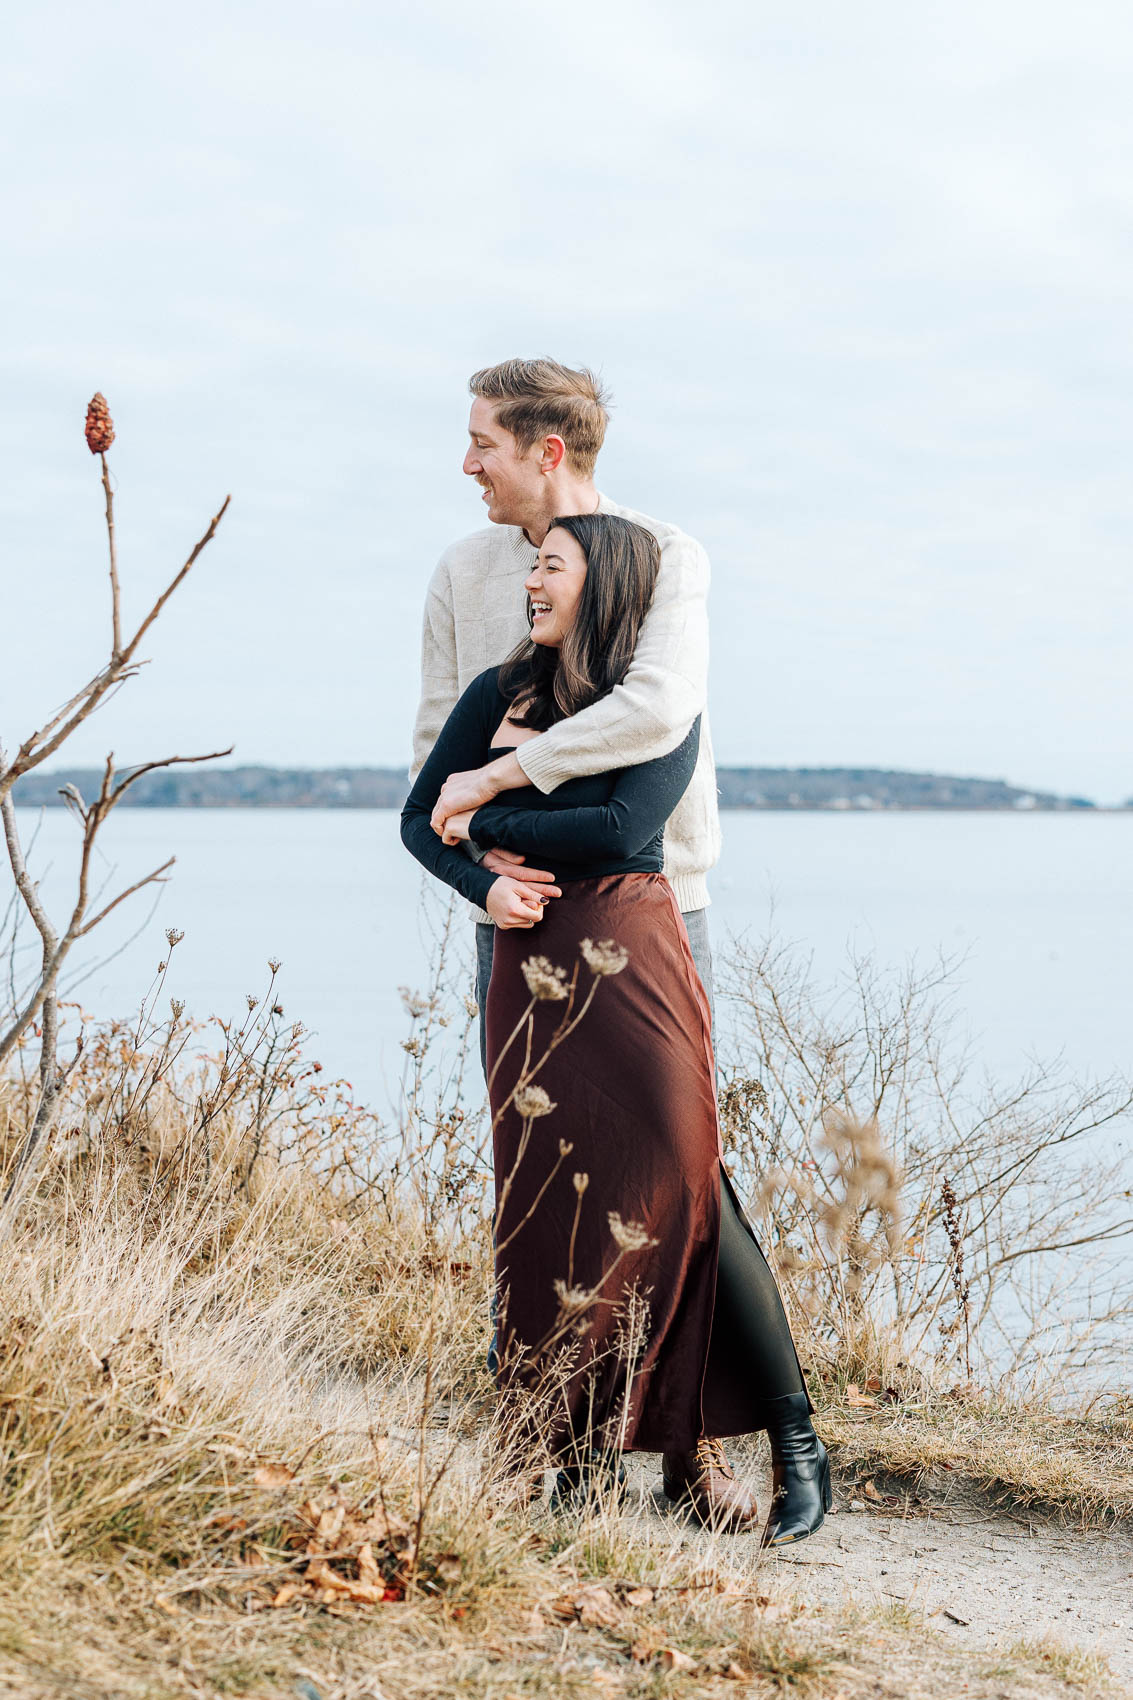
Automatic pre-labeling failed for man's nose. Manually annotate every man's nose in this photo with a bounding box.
[463,445,481,476]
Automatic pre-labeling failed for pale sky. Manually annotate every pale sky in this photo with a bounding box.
[3,0,1131,801]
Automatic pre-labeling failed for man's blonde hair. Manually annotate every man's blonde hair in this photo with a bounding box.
[468,358,610,477]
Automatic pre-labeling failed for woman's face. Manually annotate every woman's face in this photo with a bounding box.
[523,525,588,648]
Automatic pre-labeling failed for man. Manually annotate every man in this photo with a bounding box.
[411,358,721,1059]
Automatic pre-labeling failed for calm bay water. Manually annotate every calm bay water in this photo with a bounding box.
[11,809,1133,1110]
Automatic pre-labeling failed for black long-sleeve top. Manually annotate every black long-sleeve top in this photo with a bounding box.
[400,666,701,907]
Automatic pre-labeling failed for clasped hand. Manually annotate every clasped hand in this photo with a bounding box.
[430,761,560,929]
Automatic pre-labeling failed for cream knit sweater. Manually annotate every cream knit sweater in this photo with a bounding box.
[410,493,721,924]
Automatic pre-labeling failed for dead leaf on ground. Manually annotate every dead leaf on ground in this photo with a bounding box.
[845,1383,879,1408]
[862,1479,883,1502]
[253,1462,295,1490]
[658,1648,697,1672]
[574,1584,620,1628]
[724,1661,751,1679]
[622,1585,654,1607]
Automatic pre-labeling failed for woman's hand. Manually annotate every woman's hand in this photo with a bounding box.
[486,874,560,929]
[440,809,475,845]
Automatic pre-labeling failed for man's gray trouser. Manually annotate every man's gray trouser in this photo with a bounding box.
[474,907,714,1079]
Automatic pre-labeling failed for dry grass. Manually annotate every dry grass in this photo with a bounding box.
[0,916,1127,1697]
[818,1395,1133,1526]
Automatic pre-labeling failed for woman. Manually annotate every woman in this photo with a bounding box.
[401,514,830,1544]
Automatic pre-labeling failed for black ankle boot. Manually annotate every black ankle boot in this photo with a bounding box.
[549,1446,627,1509]
[760,1391,831,1546]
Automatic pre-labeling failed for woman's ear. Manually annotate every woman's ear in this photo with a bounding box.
[539,434,567,473]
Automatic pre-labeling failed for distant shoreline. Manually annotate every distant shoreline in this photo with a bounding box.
[13,766,1123,812]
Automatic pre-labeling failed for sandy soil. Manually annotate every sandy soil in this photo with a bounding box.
[617,1448,1133,1690]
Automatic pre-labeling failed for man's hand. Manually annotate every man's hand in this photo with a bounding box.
[486,874,560,929]
[481,846,559,887]
[431,750,527,835]
[440,809,475,845]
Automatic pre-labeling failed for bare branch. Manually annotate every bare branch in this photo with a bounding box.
[0,493,230,795]
[78,858,175,936]
[118,495,231,668]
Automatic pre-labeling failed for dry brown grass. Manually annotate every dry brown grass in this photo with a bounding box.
[817,1395,1133,1526]
[0,919,1126,1697]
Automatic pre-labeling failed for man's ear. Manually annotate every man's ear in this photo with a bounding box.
[539,434,567,474]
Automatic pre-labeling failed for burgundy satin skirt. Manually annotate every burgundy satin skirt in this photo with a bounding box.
[485,872,767,1457]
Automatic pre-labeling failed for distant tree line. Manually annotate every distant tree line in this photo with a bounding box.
[10,765,1104,811]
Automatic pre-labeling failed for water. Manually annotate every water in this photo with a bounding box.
[9,808,1132,1108]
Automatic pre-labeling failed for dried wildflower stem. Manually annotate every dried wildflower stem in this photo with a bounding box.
[100,452,122,660]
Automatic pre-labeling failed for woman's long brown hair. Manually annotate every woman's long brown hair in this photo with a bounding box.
[498,513,661,732]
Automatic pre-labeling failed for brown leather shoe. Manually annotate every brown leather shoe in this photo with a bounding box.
[661,1437,758,1531]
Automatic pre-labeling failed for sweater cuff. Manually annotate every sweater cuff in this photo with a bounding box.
[513,735,562,795]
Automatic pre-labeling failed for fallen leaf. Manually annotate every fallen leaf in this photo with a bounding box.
[623,1586,654,1607]
[575,1584,620,1628]
[271,1583,303,1608]
[313,1502,346,1549]
[724,1661,751,1680]
[845,1383,879,1409]
[862,1480,883,1502]
[865,1375,883,1392]
[659,1648,697,1672]
[253,1462,295,1490]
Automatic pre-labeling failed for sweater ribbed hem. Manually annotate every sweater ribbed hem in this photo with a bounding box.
[667,872,711,913]
[465,870,711,929]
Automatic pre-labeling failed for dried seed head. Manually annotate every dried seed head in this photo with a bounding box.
[607,1211,656,1253]
[170,998,185,1020]
[165,928,185,948]
[268,957,282,973]
[579,937,629,977]
[521,955,569,1001]
[514,1084,556,1119]
[552,1280,593,1316]
[246,994,259,1011]
[84,392,115,455]
[572,1171,589,1195]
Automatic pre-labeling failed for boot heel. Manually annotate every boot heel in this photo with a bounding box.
[820,1449,833,1513]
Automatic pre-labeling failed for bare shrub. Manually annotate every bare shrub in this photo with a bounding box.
[717,933,1133,1398]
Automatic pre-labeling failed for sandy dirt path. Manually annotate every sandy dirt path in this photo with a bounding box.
[615,1450,1133,1689]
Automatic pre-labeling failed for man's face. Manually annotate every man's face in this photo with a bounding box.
[463,398,543,526]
